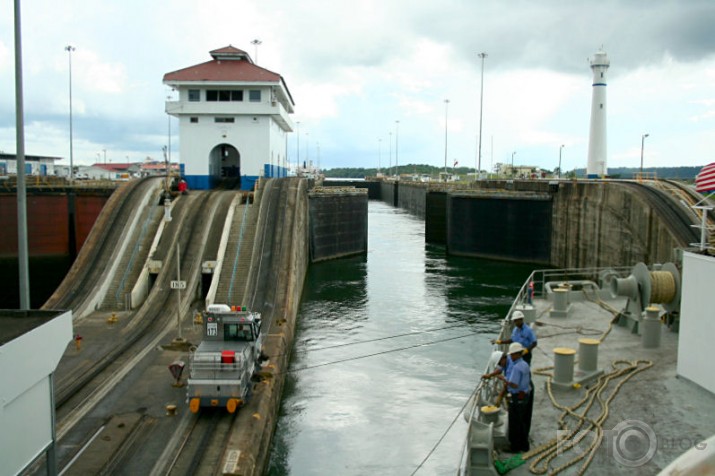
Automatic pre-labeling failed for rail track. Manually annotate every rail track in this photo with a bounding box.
[27,188,244,475]
[43,177,162,317]
[26,180,300,475]
[27,178,293,475]
[616,180,701,247]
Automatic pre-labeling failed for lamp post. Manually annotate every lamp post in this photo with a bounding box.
[511,151,517,177]
[296,121,300,173]
[378,138,382,175]
[167,91,173,164]
[477,52,487,180]
[558,144,564,178]
[443,99,449,181]
[65,45,75,183]
[640,133,649,176]
[15,0,31,310]
[389,132,392,176]
[395,120,400,179]
[250,39,262,63]
[305,132,310,170]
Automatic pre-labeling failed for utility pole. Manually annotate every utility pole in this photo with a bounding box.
[15,0,30,309]
[477,52,487,180]
[443,99,449,180]
[65,45,76,183]
[395,120,400,179]
[250,39,262,63]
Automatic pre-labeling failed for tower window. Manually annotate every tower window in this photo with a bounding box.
[207,90,244,102]
[188,89,200,101]
[600,104,603,109]
[190,117,199,123]
[249,90,261,102]
[215,117,235,123]
[601,72,604,78]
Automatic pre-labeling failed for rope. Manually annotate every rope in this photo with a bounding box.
[519,287,653,475]
[650,270,676,304]
[525,359,653,475]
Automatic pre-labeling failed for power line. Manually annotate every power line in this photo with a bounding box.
[301,323,474,352]
[286,332,478,373]
[267,322,475,360]
[411,380,481,475]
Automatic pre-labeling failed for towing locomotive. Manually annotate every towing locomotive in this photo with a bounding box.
[187,304,264,413]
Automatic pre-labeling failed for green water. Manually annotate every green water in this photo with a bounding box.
[267,201,534,475]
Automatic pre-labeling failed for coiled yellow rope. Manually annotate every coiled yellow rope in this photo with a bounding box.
[519,288,654,475]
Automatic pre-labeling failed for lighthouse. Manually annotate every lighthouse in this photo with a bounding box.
[586,50,609,178]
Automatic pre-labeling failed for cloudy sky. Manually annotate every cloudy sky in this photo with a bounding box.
[1,0,714,174]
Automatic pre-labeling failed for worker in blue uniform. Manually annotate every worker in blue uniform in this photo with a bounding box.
[494,310,537,365]
[500,342,532,453]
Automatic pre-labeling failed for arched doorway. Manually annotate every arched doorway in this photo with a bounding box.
[209,144,240,186]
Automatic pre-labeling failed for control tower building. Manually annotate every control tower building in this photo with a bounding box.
[164,46,295,191]
[586,50,610,178]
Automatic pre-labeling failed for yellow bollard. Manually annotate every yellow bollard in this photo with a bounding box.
[74,334,83,351]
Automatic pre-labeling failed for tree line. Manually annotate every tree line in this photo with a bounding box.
[322,164,705,180]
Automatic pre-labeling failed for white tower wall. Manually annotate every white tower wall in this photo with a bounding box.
[586,51,609,178]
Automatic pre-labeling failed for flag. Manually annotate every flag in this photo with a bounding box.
[695,163,715,193]
[453,159,458,167]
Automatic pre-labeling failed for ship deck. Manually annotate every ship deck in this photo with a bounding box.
[478,268,715,475]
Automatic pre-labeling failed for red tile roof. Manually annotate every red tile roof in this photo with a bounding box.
[91,163,133,171]
[163,46,281,83]
[209,46,250,58]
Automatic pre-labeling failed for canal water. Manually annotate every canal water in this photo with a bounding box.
[267,201,535,475]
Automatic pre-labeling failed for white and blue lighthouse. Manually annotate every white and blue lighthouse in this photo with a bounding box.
[163,46,295,190]
[586,50,609,178]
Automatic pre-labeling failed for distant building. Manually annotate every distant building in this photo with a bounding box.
[495,163,541,178]
[163,46,296,190]
[0,153,61,176]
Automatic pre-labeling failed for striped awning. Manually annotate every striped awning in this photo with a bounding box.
[695,163,715,193]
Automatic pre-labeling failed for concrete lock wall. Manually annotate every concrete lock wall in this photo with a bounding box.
[322,180,381,200]
[550,181,681,268]
[380,181,397,206]
[396,182,427,218]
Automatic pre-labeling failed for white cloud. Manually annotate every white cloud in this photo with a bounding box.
[1,0,714,171]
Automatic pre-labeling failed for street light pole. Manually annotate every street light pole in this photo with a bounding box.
[640,133,650,176]
[250,39,262,64]
[389,132,392,176]
[15,0,31,310]
[558,144,564,178]
[167,91,172,164]
[296,121,300,173]
[378,138,382,174]
[395,120,400,179]
[511,151,517,177]
[477,52,487,180]
[444,99,449,180]
[65,45,75,184]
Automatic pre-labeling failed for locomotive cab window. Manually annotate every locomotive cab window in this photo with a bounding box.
[224,323,253,341]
